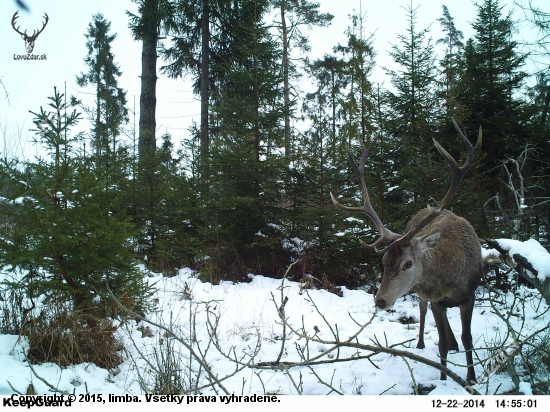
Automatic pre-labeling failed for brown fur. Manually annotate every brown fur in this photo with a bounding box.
[406,209,482,305]
[376,208,482,383]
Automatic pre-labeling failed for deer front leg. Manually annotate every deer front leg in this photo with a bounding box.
[460,294,476,383]
[417,297,427,349]
[431,302,450,380]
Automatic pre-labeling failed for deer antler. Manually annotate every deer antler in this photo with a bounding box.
[11,11,26,37]
[330,135,400,252]
[331,119,482,255]
[393,119,482,249]
[11,11,49,40]
[28,13,49,41]
[32,13,49,40]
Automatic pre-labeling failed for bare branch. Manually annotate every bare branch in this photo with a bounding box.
[107,286,231,395]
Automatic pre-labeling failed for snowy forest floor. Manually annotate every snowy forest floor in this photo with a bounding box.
[1,259,549,395]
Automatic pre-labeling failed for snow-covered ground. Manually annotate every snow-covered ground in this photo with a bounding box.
[0,239,550,395]
[1,245,549,396]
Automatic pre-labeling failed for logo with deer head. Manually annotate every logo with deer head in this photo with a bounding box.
[11,11,49,54]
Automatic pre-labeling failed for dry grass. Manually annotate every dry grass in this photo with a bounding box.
[24,307,123,370]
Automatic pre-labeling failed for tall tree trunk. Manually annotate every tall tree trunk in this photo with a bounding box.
[281,3,291,158]
[200,0,210,190]
[254,5,260,209]
[331,67,336,160]
[138,0,158,160]
[137,0,159,262]
[96,65,101,157]
[541,86,550,127]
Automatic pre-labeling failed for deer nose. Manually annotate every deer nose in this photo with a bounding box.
[375,299,386,309]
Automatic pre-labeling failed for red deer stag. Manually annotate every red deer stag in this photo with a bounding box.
[331,120,482,383]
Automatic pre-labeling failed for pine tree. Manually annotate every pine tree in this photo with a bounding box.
[274,0,333,157]
[308,55,348,164]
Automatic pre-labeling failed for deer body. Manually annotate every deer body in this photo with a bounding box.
[377,208,482,382]
[379,209,482,309]
[331,119,482,383]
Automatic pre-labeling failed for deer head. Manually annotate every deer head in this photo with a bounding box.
[12,11,49,54]
[331,119,482,309]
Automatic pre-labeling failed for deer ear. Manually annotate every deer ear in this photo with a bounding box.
[415,231,441,253]
[422,231,441,248]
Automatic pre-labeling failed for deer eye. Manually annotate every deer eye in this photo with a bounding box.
[403,261,412,270]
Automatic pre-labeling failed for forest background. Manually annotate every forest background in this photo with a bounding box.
[1,0,549,312]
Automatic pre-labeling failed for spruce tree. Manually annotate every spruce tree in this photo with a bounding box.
[335,8,376,145]
[332,11,388,260]
[160,0,225,191]
[458,0,527,171]
[76,13,128,164]
[436,5,464,119]
[298,64,368,286]
[0,88,147,312]
[308,55,348,164]
[450,0,530,234]
[173,0,288,281]
[519,1,550,130]
[384,3,446,228]
[127,0,173,160]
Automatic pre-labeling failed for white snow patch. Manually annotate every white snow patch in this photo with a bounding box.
[493,238,550,281]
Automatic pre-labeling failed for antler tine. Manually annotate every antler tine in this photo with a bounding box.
[29,13,49,39]
[331,135,399,253]
[37,13,49,36]
[346,136,378,215]
[11,11,26,36]
[450,117,482,169]
[433,119,482,213]
[395,119,483,247]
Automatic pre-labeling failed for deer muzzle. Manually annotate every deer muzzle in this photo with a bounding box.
[375,297,395,310]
